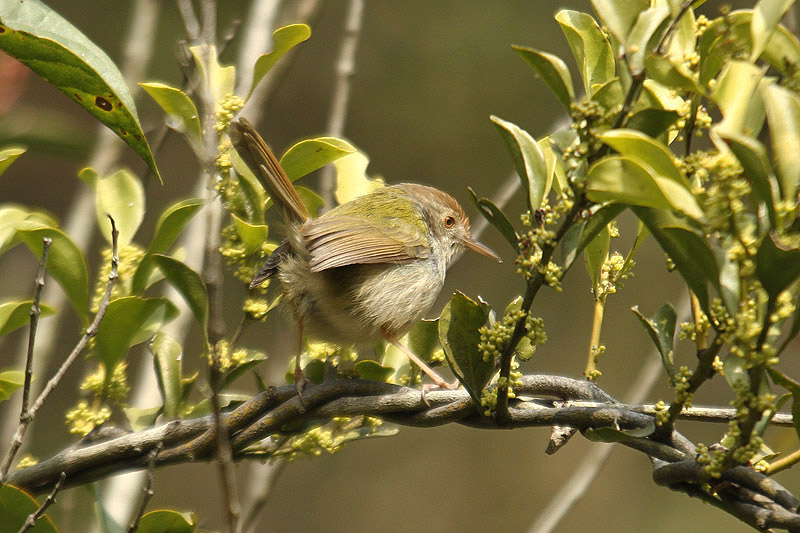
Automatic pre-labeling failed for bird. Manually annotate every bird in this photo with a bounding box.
[229,118,501,392]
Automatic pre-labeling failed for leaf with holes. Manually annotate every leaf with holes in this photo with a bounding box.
[0,0,160,180]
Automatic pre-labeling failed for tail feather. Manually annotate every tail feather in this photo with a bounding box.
[229,118,309,225]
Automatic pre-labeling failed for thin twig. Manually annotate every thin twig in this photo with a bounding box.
[16,471,66,533]
[0,218,119,484]
[319,0,366,208]
[21,237,52,420]
[127,443,162,533]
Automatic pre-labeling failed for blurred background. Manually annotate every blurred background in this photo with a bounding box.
[0,1,796,532]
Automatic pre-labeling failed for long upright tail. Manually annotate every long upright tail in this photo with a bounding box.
[229,118,309,225]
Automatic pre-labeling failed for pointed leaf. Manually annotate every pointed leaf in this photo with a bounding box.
[280,137,357,182]
[150,331,183,419]
[94,296,178,373]
[0,0,160,180]
[123,405,162,431]
[438,291,492,402]
[756,233,800,300]
[587,156,702,220]
[0,370,23,402]
[18,227,89,323]
[490,115,547,211]
[222,350,268,389]
[231,214,268,255]
[0,206,57,257]
[467,187,519,253]
[762,82,800,201]
[631,303,676,379]
[249,24,311,98]
[0,146,25,177]
[140,82,201,152]
[82,167,145,247]
[712,61,766,138]
[591,0,649,45]
[136,510,197,533]
[555,10,615,95]
[132,198,204,294]
[0,300,55,337]
[512,45,574,109]
[152,255,208,337]
[562,204,626,270]
[751,0,795,60]
[717,132,776,226]
[767,368,800,442]
[626,7,670,71]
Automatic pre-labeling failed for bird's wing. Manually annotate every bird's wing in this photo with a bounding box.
[301,215,430,272]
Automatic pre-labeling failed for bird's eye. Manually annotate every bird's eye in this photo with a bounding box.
[444,215,456,228]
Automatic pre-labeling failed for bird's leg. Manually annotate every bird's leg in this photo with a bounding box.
[294,319,309,396]
[383,331,453,389]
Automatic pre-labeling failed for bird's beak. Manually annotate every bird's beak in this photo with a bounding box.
[462,237,502,263]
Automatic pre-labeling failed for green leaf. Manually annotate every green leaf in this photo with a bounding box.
[626,7,670,71]
[0,146,25,177]
[135,510,196,533]
[295,186,325,218]
[712,61,766,138]
[756,233,800,300]
[490,115,548,211]
[0,0,160,181]
[438,291,492,403]
[332,150,385,205]
[467,187,519,253]
[0,370,23,402]
[408,319,440,364]
[561,204,626,270]
[587,156,702,220]
[230,151,268,224]
[767,368,800,442]
[0,206,56,257]
[280,137,357,182]
[152,255,209,338]
[140,82,201,152]
[231,214,268,255]
[762,82,800,202]
[555,10,615,95]
[0,484,57,533]
[645,54,699,93]
[94,296,178,374]
[80,167,145,247]
[717,132,777,226]
[249,24,311,99]
[631,303,677,379]
[591,0,649,45]
[751,0,795,61]
[599,129,690,187]
[354,360,395,382]
[132,198,204,294]
[625,108,680,139]
[632,206,718,312]
[512,45,574,109]
[123,405,162,431]
[150,331,183,419]
[584,225,609,292]
[0,300,55,337]
[18,227,89,323]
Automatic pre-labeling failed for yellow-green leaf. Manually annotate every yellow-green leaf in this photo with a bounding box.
[249,24,311,99]
[0,146,25,177]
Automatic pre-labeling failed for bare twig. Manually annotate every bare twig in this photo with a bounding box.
[16,471,66,533]
[21,237,52,420]
[176,0,201,42]
[0,218,119,484]
[319,0,366,208]
[127,444,162,533]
